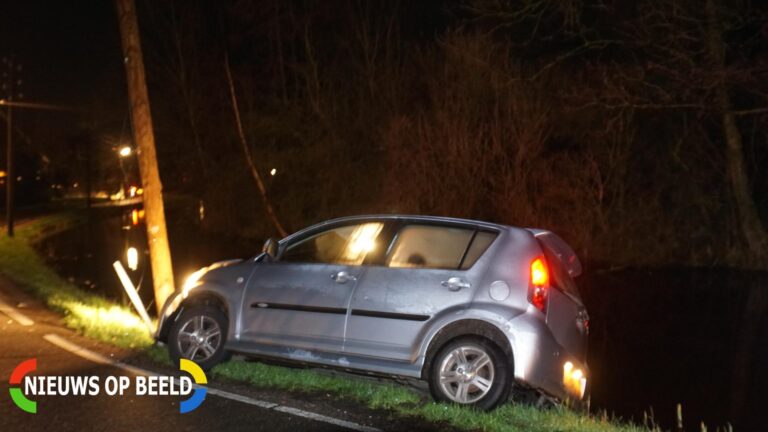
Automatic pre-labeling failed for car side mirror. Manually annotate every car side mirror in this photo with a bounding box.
[262,238,279,261]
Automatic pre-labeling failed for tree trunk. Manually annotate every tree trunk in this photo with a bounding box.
[116,0,175,314]
[705,0,768,264]
[705,0,768,423]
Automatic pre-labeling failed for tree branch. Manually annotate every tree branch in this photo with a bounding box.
[224,52,288,238]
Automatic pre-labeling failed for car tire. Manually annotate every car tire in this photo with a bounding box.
[168,305,231,371]
[429,337,511,411]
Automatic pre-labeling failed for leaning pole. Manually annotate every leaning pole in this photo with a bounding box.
[115,0,175,314]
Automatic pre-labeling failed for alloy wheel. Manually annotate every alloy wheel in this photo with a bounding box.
[438,345,495,404]
[176,315,222,362]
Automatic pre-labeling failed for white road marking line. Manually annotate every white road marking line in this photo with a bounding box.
[0,297,34,326]
[44,334,153,376]
[205,387,278,409]
[43,333,381,432]
[275,405,381,432]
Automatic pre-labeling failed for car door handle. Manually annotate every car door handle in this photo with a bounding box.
[441,277,470,291]
[331,271,356,284]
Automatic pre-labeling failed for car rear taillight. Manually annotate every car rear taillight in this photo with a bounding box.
[528,257,549,312]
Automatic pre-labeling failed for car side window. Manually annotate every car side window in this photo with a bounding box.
[386,225,474,270]
[460,231,498,270]
[281,222,384,265]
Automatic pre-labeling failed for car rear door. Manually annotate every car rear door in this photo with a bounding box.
[239,221,386,353]
[344,221,498,361]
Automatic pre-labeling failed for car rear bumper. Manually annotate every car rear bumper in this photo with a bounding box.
[505,310,589,401]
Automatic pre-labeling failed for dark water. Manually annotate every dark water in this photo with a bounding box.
[36,210,767,430]
[581,267,767,431]
[35,204,255,314]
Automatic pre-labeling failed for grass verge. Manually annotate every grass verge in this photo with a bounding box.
[212,360,645,432]
[0,211,154,349]
[1,212,643,432]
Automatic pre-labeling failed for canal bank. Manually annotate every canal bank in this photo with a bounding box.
[0,207,643,432]
[33,203,768,429]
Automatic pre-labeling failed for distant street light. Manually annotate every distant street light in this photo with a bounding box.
[127,247,139,271]
[117,145,133,198]
[270,168,277,176]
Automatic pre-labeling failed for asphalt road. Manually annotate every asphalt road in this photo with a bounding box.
[0,279,392,432]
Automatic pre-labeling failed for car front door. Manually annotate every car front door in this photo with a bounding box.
[344,222,498,361]
[239,221,386,353]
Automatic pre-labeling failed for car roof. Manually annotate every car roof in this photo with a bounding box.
[315,214,512,231]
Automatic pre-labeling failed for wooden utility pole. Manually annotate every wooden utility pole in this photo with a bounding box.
[2,56,19,237]
[4,86,11,238]
[115,0,175,313]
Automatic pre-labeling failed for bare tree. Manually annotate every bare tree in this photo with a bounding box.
[704,0,768,261]
[224,54,288,237]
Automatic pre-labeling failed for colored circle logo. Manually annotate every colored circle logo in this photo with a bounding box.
[9,358,37,414]
[179,358,207,413]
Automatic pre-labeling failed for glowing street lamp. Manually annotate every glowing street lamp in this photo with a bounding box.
[116,145,133,200]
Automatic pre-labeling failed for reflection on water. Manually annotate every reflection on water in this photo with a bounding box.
[36,204,254,315]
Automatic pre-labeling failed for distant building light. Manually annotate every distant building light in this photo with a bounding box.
[0,170,5,178]
[119,146,132,157]
[270,168,277,176]
[16,176,22,182]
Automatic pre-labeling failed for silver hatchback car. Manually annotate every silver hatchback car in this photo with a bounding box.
[157,215,589,410]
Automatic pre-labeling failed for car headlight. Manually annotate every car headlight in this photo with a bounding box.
[182,267,208,297]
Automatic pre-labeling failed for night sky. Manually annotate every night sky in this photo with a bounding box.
[1,1,127,146]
